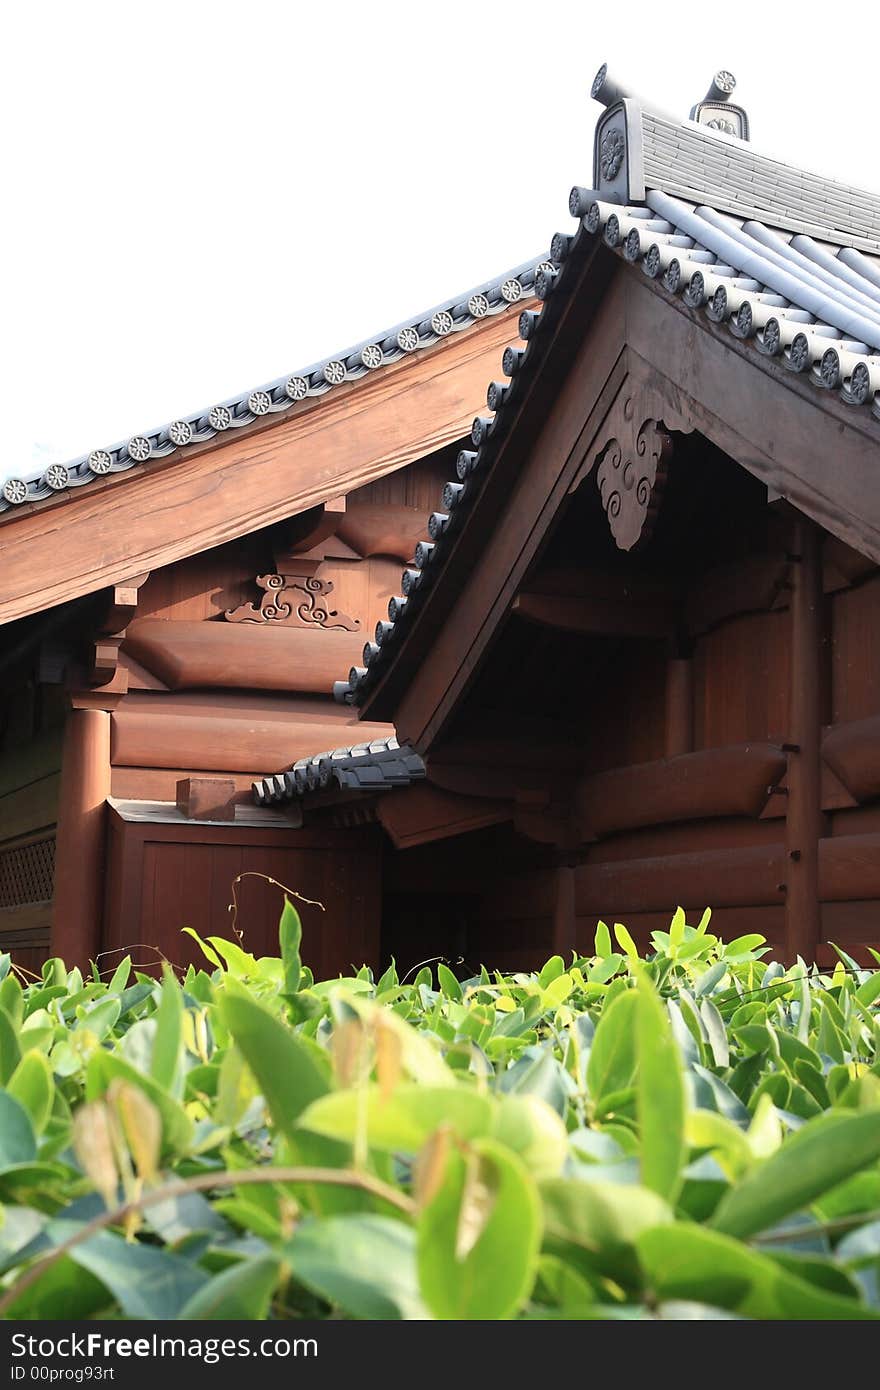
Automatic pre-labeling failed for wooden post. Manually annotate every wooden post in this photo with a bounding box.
[785,519,823,962]
[552,863,576,957]
[51,709,111,967]
[665,657,694,758]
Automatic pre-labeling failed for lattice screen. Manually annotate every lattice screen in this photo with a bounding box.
[0,836,56,909]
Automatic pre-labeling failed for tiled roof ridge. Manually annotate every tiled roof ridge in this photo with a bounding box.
[253,734,425,805]
[332,150,880,709]
[1,257,549,516]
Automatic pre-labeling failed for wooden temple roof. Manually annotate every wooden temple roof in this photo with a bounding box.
[0,259,545,517]
[324,68,880,721]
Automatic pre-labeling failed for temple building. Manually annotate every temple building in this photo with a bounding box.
[4,68,880,975]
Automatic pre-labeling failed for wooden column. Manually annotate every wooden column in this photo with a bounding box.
[552,863,576,957]
[51,709,111,967]
[785,519,823,962]
[664,657,694,758]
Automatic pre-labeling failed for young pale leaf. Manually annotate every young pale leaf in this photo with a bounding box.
[637,968,686,1202]
[0,1008,22,1085]
[219,991,328,1138]
[711,1109,880,1240]
[613,922,638,962]
[594,921,612,959]
[417,1138,541,1320]
[279,898,303,996]
[298,1085,492,1154]
[437,963,463,1001]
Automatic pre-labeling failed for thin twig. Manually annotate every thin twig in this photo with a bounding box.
[753,1207,880,1246]
[227,872,326,944]
[0,1164,413,1317]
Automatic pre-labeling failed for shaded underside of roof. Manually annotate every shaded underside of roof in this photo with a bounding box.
[1,258,548,516]
[330,125,880,712]
[253,735,425,806]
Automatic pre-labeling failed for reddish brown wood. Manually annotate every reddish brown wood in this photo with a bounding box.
[822,714,880,802]
[123,619,366,695]
[820,833,880,901]
[575,844,786,915]
[376,784,510,849]
[552,864,576,956]
[110,691,392,775]
[576,744,786,839]
[101,808,382,976]
[0,307,531,626]
[684,554,791,637]
[176,778,237,821]
[51,710,111,966]
[664,659,694,757]
[513,590,674,639]
[785,520,824,961]
[336,502,430,561]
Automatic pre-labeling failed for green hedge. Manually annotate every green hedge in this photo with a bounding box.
[0,906,879,1320]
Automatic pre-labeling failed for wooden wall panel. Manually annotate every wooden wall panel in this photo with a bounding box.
[583,643,667,774]
[831,574,880,724]
[102,813,382,978]
[693,609,790,749]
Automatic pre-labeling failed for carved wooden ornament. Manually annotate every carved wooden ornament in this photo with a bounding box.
[596,412,672,551]
[225,574,360,631]
[586,371,693,552]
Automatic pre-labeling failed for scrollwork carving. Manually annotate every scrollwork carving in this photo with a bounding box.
[225,574,360,631]
[592,385,679,552]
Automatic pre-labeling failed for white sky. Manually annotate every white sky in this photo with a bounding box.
[2,0,877,484]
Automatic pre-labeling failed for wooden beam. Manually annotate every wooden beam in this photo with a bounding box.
[123,618,366,696]
[110,691,393,775]
[51,709,111,966]
[784,519,824,960]
[0,305,531,625]
[376,784,510,849]
[576,743,787,840]
[552,864,576,956]
[513,590,674,639]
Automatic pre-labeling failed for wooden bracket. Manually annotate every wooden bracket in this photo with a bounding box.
[595,412,672,551]
[88,572,150,689]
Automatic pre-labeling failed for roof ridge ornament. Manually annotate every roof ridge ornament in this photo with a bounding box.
[689,71,750,142]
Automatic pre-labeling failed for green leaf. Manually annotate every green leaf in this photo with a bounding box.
[417,1137,540,1320]
[637,967,685,1202]
[437,963,463,1001]
[86,1051,192,1158]
[541,1177,673,1286]
[491,1095,568,1179]
[586,988,638,1103]
[219,989,329,1139]
[279,898,303,996]
[0,1092,37,1172]
[613,922,638,962]
[711,1109,880,1240]
[538,956,565,989]
[289,1215,427,1319]
[855,972,880,1008]
[150,969,183,1094]
[669,906,687,951]
[181,927,222,969]
[594,921,612,958]
[637,1224,878,1320]
[178,1255,280,1319]
[298,1085,492,1153]
[69,1228,207,1319]
[0,1007,22,1084]
[7,1053,54,1133]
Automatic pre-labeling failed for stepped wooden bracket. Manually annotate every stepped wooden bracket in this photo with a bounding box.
[224,573,361,631]
[89,572,150,690]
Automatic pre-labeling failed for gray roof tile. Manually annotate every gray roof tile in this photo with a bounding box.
[252,734,425,806]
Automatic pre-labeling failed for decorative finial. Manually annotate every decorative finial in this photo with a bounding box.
[690,70,749,141]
